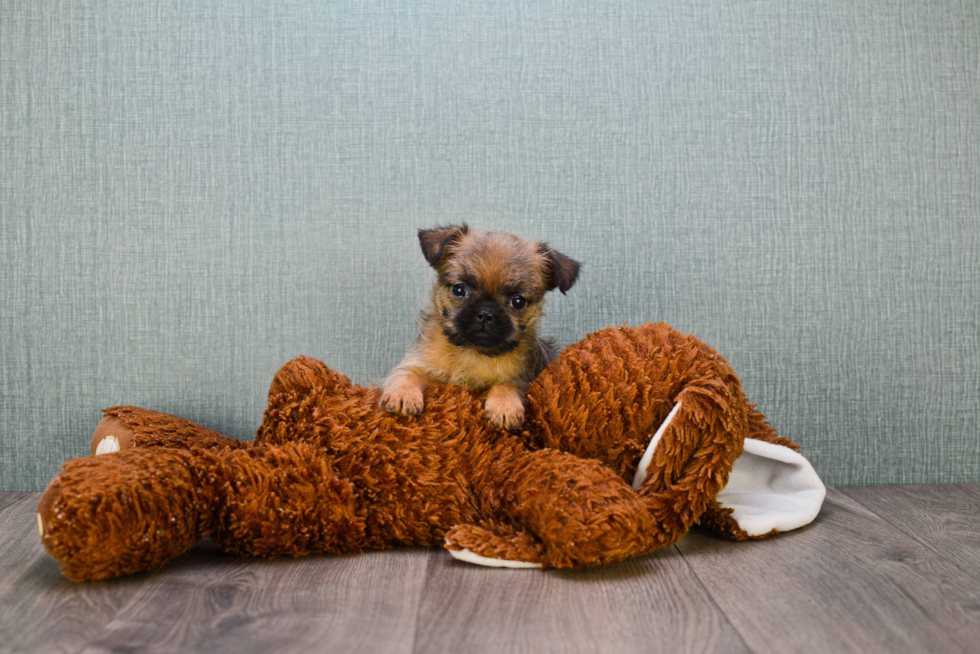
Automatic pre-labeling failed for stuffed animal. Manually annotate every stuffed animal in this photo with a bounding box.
[37,323,825,581]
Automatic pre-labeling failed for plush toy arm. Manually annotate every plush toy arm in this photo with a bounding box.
[267,355,353,399]
[445,449,662,569]
[255,356,355,447]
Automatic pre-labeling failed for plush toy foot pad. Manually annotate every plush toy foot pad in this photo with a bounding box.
[448,548,543,569]
[444,523,547,569]
[630,400,824,538]
[715,438,826,536]
[91,416,137,456]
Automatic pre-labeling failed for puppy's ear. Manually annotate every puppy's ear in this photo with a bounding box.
[418,224,469,267]
[539,244,581,294]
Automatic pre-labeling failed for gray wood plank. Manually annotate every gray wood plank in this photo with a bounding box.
[676,487,980,654]
[0,491,428,654]
[81,547,428,654]
[7,485,980,654]
[0,493,148,654]
[0,491,31,515]
[414,547,749,654]
[840,484,980,581]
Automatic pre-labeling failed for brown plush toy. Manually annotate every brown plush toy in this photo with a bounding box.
[37,323,824,581]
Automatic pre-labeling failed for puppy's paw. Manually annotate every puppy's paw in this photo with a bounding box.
[380,383,424,416]
[484,389,525,431]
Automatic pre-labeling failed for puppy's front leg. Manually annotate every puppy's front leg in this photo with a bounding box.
[484,382,525,430]
[380,367,426,416]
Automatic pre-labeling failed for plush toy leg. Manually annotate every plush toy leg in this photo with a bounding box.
[446,450,660,569]
[38,447,219,582]
[40,409,243,581]
[91,406,241,456]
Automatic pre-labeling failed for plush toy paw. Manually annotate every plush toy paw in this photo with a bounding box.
[484,384,525,430]
[379,382,425,416]
[449,548,543,569]
[444,523,544,569]
[90,415,138,456]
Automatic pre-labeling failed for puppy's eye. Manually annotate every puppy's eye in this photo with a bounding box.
[510,295,527,310]
[451,283,468,298]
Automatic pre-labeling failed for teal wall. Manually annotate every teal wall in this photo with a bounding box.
[2,1,978,490]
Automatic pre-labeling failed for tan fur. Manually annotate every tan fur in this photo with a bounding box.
[393,321,540,388]
[381,227,577,430]
[484,382,525,430]
[376,370,424,415]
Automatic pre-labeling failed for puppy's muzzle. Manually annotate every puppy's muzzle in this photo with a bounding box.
[470,303,504,336]
[475,308,496,325]
[464,302,511,346]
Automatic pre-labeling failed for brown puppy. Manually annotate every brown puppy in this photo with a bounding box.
[380,225,580,430]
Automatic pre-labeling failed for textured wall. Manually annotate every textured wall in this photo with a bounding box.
[2,1,978,490]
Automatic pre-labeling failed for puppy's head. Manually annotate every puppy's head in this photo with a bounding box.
[418,225,580,357]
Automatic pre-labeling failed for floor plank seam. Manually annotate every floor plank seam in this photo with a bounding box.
[409,549,434,654]
[837,487,980,583]
[669,543,756,654]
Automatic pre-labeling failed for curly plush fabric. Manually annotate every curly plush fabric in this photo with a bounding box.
[37,323,820,581]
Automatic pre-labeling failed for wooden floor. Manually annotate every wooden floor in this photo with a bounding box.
[1,485,978,653]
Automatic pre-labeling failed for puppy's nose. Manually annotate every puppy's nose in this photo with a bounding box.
[475,308,495,324]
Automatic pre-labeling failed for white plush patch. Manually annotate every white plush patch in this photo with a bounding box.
[448,548,542,569]
[715,438,826,536]
[95,435,120,455]
[37,513,43,538]
[631,401,682,489]
[631,402,825,536]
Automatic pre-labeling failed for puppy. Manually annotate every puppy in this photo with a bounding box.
[380,225,580,430]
